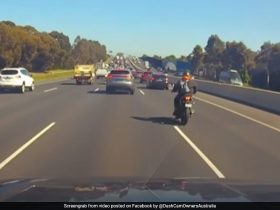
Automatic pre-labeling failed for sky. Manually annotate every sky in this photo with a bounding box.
[1,0,280,57]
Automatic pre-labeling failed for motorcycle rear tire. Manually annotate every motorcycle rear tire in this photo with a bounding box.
[181,108,190,125]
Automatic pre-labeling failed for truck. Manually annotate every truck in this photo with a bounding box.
[74,65,95,85]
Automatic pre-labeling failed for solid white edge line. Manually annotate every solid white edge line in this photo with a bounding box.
[0,122,56,171]
[44,87,58,93]
[94,88,99,92]
[139,90,145,95]
[195,96,280,133]
[173,126,225,179]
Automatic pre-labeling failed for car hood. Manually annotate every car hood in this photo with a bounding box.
[0,177,280,202]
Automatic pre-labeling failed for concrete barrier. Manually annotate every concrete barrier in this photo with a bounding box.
[195,79,280,115]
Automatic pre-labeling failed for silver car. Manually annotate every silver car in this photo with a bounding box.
[106,70,135,94]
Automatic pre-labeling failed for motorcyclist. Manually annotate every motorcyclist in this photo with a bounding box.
[172,72,197,116]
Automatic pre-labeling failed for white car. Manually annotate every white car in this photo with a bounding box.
[95,69,110,79]
[0,67,35,93]
[219,70,243,86]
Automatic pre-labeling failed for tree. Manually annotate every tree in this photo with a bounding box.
[204,35,225,79]
[179,55,187,61]
[23,25,38,34]
[222,41,255,83]
[49,31,71,52]
[254,42,273,88]
[164,55,176,61]
[189,45,204,75]
[241,69,251,84]
[49,31,72,68]
[2,20,16,27]
[205,34,225,63]
[267,44,280,90]
[73,35,81,48]
[253,42,280,90]
[153,55,162,60]
[71,38,106,65]
[0,21,107,71]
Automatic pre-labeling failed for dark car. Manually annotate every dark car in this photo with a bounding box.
[106,70,135,94]
[146,73,169,90]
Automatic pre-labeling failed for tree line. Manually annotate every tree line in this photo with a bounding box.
[186,35,280,91]
[0,21,107,72]
[147,35,280,91]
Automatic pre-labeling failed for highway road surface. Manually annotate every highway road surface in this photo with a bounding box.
[0,78,280,183]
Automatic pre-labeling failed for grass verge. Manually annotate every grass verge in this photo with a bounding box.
[32,69,74,83]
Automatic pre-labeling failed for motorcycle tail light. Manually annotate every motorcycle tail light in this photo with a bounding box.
[184,96,192,103]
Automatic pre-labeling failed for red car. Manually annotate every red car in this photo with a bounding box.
[140,71,152,83]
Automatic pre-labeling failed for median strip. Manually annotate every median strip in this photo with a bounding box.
[0,122,56,171]
[173,126,225,179]
[44,87,58,93]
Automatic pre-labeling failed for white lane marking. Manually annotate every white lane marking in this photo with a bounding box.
[2,180,20,185]
[139,90,145,95]
[173,126,225,179]
[0,122,56,171]
[94,88,99,92]
[44,87,58,93]
[195,96,280,133]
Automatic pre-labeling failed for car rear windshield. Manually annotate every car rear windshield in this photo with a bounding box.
[110,70,130,75]
[0,70,18,75]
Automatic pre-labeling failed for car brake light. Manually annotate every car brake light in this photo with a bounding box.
[107,74,112,79]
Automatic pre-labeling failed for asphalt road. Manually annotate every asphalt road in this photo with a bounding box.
[0,78,280,183]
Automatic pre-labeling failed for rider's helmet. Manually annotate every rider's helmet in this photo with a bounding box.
[182,71,191,81]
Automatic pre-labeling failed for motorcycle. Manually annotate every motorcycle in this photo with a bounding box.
[174,94,193,125]
[170,82,194,125]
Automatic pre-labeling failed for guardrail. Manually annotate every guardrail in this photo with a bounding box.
[195,79,280,115]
